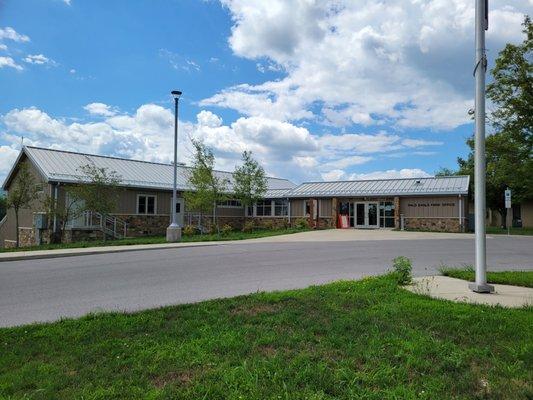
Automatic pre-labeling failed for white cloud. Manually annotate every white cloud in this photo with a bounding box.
[0,56,23,71]
[207,0,531,130]
[0,105,444,183]
[348,169,432,180]
[23,54,56,66]
[69,68,76,74]
[84,103,117,117]
[0,44,7,51]
[0,145,19,183]
[0,27,30,43]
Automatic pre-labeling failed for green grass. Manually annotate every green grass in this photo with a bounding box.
[0,275,531,399]
[440,267,533,288]
[485,226,533,235]
[0,227,310,253]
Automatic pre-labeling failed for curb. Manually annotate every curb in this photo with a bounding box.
[0,242,220,262]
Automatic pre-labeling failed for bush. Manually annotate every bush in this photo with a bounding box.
[221,224,233,236]
[262,219,275,230]
[391,256,412,285]
[182,225,196,236]
[294,218,309,229]
[242,220,255,233]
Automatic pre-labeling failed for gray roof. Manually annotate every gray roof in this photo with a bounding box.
[287,176,470,197]
[4,146,296,192]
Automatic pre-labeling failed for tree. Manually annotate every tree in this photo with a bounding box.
[458,16,533,226]
[6,162,41,247]
[42,186,84,243]
[233,151,267,222]
[184,140,229,233]
[0,194,6,221]
[434,167,457,177]
[70,164,122,241]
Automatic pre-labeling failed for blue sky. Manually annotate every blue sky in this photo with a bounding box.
[0,0,531,184]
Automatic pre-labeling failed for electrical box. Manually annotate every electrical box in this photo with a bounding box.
[33,213,48,230]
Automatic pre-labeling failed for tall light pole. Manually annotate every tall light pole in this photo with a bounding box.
[469,0,494,293]
[166,90,182,242]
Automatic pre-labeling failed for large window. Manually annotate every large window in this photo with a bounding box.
[137,194,156,215]
[274,199,288,216]
[256,200,272,216]
[379,201,395,227]
[218,199,242,208]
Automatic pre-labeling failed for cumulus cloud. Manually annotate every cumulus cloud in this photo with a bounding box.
[206,0,531,130]
[23,54,56,66]
[0,56,23,71]
[0,105,444,183]
[84,103,117,117]
[348,169,432,180]
[0,27,30,43]
[0,44,7,51]
[0,145,19,184]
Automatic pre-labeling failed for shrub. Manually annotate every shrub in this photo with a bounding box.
[262,219,275,230]
[182,225,196,236]
[242,220,255,233]
[221,224,233,236]
[391,256,412,285]
[294,218,309,229]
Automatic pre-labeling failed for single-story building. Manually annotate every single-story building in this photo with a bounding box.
[2,145,514,248]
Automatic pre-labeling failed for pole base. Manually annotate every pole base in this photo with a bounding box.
[166,226,182,242]
[468,282,495,293]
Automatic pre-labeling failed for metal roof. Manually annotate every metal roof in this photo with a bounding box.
[5,146,296,192]
[287,176,470,197]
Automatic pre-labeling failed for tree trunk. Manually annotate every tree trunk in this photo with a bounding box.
[15,211,19,248]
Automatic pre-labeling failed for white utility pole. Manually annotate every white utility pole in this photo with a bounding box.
[469,0,494,293]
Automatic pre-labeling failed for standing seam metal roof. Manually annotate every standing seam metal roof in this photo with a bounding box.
[11,146,296,192]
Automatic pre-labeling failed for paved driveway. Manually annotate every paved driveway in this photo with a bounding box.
[1,231,532,327]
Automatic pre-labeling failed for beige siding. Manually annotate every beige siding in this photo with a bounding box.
[521,200,533,228]
[290,199,305,217]
[0,159,49,247]
[319,198,332,217]
[400,196,461,218]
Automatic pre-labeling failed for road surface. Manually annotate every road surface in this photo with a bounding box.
[1,234,532,327]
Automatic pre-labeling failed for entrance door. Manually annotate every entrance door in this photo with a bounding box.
[354,202,379,228]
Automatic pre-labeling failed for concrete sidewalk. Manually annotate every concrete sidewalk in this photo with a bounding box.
[406,276,533,308]
[0,241,220,262]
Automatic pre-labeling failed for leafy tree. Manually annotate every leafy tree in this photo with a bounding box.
[6,162,41,247]
[0,194,6,221]
[233,151,267,222]
[70,164,122,241]
[434,167,458,177]
[457,16,533,226]
[42,186,84,243]
[185,140,229,233]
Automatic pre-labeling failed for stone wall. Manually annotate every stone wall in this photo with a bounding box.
[404,217,461,232]
[122,215,170,236]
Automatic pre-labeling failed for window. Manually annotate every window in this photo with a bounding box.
[175,202,181,213]
[256,200,272,216]
[137,194,156,215]
[218,199,242,208]
[379,201,395,228]
[274,199,288,216]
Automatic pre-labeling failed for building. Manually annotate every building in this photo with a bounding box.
[1,146,477,248]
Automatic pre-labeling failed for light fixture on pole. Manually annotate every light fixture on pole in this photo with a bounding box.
[469,0,493,293]
[166,90,182,242]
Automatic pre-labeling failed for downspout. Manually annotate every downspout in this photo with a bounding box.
[459,194,463,232]
[53,183,58,233]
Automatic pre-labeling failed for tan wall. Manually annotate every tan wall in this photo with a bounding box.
[0,159,49,247]
[319,198,332,218]
[400,196,463,218]
[290,199,305,217]
[520,200,533,228]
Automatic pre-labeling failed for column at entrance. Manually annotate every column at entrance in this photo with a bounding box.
[393,196,400,229]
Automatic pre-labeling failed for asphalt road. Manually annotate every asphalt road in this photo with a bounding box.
[1,235,532,327]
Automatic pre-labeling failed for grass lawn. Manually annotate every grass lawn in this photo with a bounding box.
[440,267,533,288]
[0,275,531,399]
[0,227,310,253]
[485,226,533,235]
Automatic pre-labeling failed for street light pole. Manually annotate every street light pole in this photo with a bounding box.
[166,90,182,242]
[469,0,493,293]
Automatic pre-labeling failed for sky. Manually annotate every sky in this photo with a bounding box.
[0,0,531,185]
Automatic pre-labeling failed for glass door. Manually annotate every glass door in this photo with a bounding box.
[355,203,365,227]
[367,202,379,228]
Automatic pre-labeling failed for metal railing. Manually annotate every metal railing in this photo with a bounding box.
[71,211,128,239]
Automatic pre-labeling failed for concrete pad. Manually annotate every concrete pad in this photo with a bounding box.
[250,229,476,243]
[406,275,533,308]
